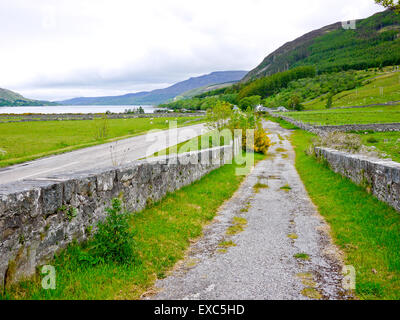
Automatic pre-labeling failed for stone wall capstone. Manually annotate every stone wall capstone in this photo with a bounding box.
[0,143,237,288]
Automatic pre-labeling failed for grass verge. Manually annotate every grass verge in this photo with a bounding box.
[2,152,265,300]
[290,129,400,300]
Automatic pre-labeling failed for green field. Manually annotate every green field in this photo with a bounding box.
[280,105,400,125]
[304,71,400,110]
[359,131,400,163]
[291,130,400,300]
[1,152,264,300]
[0,117,203,167]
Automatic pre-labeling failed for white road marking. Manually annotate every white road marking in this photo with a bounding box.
[21,161,80,180]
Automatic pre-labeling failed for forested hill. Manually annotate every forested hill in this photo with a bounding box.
[0,88,57,106]
[59,71,247,106]
[244,9,400,81]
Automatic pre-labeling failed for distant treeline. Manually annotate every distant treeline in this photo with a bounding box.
[237,66,316,100]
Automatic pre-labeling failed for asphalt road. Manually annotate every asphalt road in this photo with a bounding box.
[0,123,206,185]
[148,121,350,300]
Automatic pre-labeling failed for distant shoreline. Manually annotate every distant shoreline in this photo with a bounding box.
[0,105,159,115]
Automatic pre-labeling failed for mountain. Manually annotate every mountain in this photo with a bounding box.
[59,71,247,106]
[176,81,239,100]
[0,88,57,106]
[244,9,400,82]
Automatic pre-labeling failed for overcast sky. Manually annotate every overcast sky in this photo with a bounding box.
[0,0,383,101]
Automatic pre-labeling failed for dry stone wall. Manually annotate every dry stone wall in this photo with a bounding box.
[315,147,400,213]
[0,143,237,287]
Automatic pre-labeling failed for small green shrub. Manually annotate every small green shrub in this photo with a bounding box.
[229,110,271,155]
[326,92,334,109]
[90,198,138,265]
[367,137,379,143]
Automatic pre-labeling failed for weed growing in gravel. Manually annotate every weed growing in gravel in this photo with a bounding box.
[294,253,310,260]
[253,182,269,193]
[296,273,317,287]
[301,288,322,300]
[218,240,237,248]
[226,217,248,236]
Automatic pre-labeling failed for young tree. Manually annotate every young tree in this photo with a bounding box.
[326,93,334,109]
[205,101,233,131]
[375,0,400,12]
[287,94,304,111]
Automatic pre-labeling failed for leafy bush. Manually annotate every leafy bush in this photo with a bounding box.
[205,101,232,131]
[90,199,138,265]
[228,109,271,155]
[287,94,304,111]
[367,137,379,143]
[326,93,334,109]
[253,126,272,155]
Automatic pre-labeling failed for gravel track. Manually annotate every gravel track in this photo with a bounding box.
[148,121,349,300]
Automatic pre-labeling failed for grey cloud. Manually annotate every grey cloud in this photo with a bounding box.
[0,0,383,100]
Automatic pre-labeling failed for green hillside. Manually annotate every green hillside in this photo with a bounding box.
[303,69,400,109]
[263,67,400,110]
[244,10,400,81]
[0,88,25,102]
[0,88,57,107]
